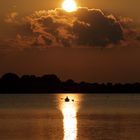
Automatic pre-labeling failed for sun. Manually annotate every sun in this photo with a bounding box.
[62,0,78,12]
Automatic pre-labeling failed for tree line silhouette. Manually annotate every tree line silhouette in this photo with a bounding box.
[0,73,140,93]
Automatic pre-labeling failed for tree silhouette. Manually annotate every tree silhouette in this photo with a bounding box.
[0,73,140,93]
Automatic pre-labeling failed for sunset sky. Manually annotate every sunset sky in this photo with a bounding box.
[0,0,140,83]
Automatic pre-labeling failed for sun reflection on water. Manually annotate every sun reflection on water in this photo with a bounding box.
[62,102,77,140]
[59,94,80,140]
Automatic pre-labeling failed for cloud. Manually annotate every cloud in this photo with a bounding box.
[4,12,19,24]
[2,7,140,51]
[25,7,124,47]
[73,8,123,46]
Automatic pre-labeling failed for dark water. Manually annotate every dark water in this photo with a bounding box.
[0,94,140,140]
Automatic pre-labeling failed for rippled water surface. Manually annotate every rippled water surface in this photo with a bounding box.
[0,94,140,140]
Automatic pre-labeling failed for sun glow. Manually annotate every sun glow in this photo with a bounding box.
[62,0,78,12]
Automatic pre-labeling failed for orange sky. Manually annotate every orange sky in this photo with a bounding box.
[0,0,140,83]
[0,0,140,19]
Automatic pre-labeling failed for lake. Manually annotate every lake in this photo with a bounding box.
[0,94,140,140]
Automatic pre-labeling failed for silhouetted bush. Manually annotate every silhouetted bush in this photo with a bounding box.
[2,73,19,81]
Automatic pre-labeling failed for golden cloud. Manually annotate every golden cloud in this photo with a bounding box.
[2,7,140,51]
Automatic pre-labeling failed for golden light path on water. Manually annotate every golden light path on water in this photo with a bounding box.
[58,94,81,140]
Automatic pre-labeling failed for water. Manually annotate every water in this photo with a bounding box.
[0,94,140,140]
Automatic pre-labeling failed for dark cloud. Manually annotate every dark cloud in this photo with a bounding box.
[73,8,123,46]
[2,7,140,50]
[26,7,124,47]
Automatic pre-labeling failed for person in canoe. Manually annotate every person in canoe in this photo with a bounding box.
[65,96,70,102]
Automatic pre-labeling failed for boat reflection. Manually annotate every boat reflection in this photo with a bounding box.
[59,94,80,140]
